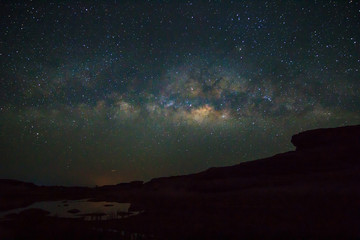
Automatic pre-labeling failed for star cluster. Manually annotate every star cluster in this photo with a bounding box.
[1,1,359,186]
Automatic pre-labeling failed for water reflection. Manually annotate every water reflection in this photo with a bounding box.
[0,199,137,220]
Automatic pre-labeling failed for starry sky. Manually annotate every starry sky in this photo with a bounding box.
[1,1,359,186]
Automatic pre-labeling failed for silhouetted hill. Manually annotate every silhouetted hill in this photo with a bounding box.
[143,125,360,192]
[123,125,360,239]
[291,125,360,150]
[0,179,37,192]
[1,125,359,239]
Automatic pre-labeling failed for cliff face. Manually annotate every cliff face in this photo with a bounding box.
[291,125,360,151]
[127,125,360,239]
[144,125,360,192]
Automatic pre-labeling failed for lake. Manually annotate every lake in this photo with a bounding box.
[0,199,138,221]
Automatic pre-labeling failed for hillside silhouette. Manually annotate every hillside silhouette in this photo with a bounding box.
[1,125,359,239]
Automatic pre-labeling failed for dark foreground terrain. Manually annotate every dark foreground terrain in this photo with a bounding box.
[1,125,360,239]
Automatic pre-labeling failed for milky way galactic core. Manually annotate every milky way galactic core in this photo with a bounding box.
[1,1,359,186]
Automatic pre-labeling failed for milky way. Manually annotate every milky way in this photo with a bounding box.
[1,1,359,186]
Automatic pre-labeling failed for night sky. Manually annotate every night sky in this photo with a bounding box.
[1,1,359,186]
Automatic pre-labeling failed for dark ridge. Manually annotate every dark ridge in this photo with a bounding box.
[291,125,360,151]
[143,124,360,191]
[0,179,37,188]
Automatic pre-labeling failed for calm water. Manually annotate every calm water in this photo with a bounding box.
[0,199,137,220]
